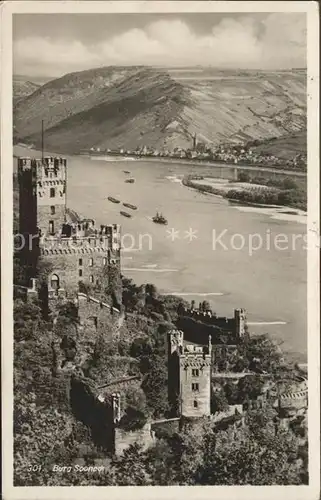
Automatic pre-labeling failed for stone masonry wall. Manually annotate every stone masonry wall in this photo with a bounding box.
[37,204,66,237]
[41,249,120,297]
[77,293,120,332]
[180,355,211,417]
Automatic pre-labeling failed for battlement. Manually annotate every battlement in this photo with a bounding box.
[76,292,120,315]
[40,237,119,255]
[168,330,211,358]
[183,341,211,357]
[279,389,308,401]
[39,222,121,254]
[180,356,212,369]
[18,157,67,193]
[18,156,67,172]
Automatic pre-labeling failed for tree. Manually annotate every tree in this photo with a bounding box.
[147,423,205,485]
[223,381,239,405]
[237,375,265,403]
[141,355,169,418]
[199,418,304,485]
[201,300,211,312]
[244,334,283,372]
[145,283,158,299]
[125,385,147,414]
[122,277,145,311]
[130,337,153,359]
[238,172,251,183]
[14,390,75,486]
[14,299,44,342]
[119,406,147,431]
[211,389,229,413]
[282,177,298,190]
[111,444,149,485]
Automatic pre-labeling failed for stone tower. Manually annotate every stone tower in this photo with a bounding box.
[17,155,122,307]
[192,133,197,151]
[168,330,212,418]
[234,308,247,339]
[18,156,67,238]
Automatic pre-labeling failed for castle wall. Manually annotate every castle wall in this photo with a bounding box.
[45,252,80,295]
[176,308,246,345]
[181,308,236,330]
[77,293,120,338]
[150,418,180,437]
[176,316,231,344]
[279,390,308,410]
[41,235,120,298]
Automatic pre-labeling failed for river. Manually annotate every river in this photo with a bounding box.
[14,146,307,362]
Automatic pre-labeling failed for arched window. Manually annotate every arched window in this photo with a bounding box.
[193,400,198,408]
[50,206,55,215]
[50,274,59,290]
[50,187,55,198]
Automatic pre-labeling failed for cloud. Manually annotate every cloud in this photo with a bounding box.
[13,13,306,77]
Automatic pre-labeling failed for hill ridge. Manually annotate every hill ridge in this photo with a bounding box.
[13,66,307,154]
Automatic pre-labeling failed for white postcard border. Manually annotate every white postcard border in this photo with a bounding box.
[1,2,319,499]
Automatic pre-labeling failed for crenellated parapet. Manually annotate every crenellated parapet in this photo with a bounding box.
[18,156,67,171]
[76,292,120,316]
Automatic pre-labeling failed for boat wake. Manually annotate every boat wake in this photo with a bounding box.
[90,156,136,162]
[165,175,183,184]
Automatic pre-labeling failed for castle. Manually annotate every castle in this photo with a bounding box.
[167,305,248,418]
[17,156,122,312]
[16,154,256,449]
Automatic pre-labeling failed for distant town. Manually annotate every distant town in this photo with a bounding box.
[82,135,307,172]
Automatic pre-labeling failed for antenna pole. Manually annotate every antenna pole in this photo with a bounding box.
[41,120,44,163]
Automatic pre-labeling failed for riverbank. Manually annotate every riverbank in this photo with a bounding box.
[78,152,307,178]
[182,176,307,214]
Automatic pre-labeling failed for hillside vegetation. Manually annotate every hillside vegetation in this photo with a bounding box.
[249,131,307,161]
[13,66,306,155]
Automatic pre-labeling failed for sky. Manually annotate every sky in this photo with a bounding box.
[13,13,307,78]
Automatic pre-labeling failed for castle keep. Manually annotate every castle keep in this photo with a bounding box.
[168,329,212,418]
[17,156,122,308]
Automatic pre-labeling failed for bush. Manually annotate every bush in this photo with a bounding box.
[238,172,251,182]
[211,390,229,413]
